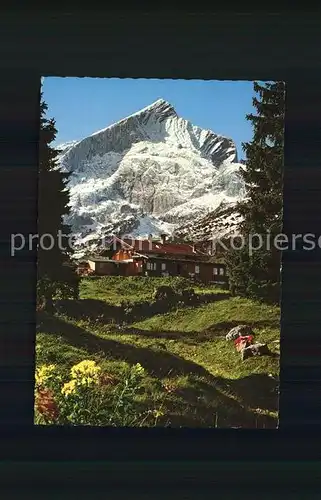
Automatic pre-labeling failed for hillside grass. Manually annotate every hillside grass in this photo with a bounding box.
[36,276,280,428]
[80,275,228,305]
[132,297,279,380]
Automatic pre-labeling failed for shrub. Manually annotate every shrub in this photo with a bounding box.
[152,285,176,301]
[180,287,197,304]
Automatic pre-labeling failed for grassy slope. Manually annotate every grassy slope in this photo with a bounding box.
[132,297,279,379]
[37,276,280,428]
[80,276,229,304]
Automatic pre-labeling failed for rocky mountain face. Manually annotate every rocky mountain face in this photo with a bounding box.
[174,201,242,244]
[57,98,245,257]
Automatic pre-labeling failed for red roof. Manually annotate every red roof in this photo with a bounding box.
[107,236,201,256]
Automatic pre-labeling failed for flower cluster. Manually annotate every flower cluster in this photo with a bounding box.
[35,364,57,388]
[62,360,102,396]
[70,360,102,380]
[33,358,159,426]
[61,379,77,397]
[130,363,145,377]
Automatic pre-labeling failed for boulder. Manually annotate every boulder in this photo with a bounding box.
[234,335,254,352]
[241,343,271,361]
[226,324,253,341]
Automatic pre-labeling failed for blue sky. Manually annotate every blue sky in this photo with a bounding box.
[42,77,256,160]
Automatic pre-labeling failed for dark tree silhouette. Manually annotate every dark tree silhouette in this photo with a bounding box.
[226,81,285,303]
[37,94,79,312]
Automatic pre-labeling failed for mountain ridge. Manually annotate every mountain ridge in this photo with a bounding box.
[57,98,245,257]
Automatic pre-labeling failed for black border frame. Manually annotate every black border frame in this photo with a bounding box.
[1,10,321,469]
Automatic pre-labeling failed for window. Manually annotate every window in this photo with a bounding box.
[219,267,225,276]
[195,265,200,274]
[147,262,157,270]
[213,267,218,275]
[161,263,166,271]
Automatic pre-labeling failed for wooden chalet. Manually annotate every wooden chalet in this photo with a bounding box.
[86,234,228,285]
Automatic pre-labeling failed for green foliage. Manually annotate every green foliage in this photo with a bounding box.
[35,360,164,427]
[225,245,251,298]
[37,95,79,309]
[80,275,207,305]
[36,279,280,427]
[227,81,285,303]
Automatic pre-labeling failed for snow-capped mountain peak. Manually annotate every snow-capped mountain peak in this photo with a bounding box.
[57,98,245,257]
[89,98,177,139]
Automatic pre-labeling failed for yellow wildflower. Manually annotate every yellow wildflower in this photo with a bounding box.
[35,364,57,388]
[70,360,101,381]
[61,379,77,397]
[131,363,145,376]
[79,375,98,387]
[153,409,164,418]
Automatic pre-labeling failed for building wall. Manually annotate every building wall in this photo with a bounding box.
[211,264,228,284]
[117,261,139,276]
[95,261,118,276]
[87,258,144,277]
[112,249,132,261]
[198,263,213,283]
[134,260,144,275]
[142,259,190,278]
[142,258,228,283]
[89,257,228,283]
[198,263,227,284]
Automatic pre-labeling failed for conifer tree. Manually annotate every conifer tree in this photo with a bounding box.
[37,95,79,311]
[226,81,285,303]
